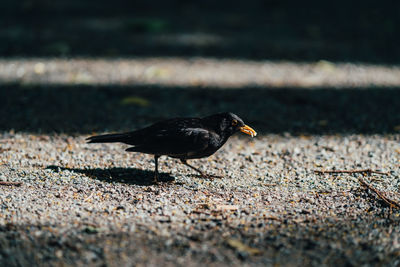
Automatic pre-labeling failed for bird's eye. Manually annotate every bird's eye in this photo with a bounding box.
[232,119,238,126]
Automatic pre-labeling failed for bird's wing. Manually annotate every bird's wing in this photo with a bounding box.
[102,118,199,145]
[126,127,211,156]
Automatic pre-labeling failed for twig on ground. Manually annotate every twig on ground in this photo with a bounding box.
[263,183,278,187]
[357,176,400,210]
[84,191,95,202]
[314,168,400,210]
[0,181,22,186]
[264,216,282,222]
[314,169,389,175]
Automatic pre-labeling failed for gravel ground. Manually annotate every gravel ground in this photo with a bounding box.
[1,58,400,266]
[1,132,400,266]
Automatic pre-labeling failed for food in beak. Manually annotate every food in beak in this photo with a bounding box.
[240,125,257,137]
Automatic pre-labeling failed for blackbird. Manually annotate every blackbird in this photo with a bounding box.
[87,112,257,182]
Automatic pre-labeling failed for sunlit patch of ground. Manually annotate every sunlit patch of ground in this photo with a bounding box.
[1,58,400,88]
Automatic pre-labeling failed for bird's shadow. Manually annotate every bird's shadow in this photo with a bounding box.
[46,165,175,186]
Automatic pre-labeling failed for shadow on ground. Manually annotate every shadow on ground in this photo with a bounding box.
[1,84,400,135]
[46,165,175,185]
[1,0,399,63]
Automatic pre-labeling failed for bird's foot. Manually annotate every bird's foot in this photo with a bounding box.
[180,160,223,180]
[152,175,159,184]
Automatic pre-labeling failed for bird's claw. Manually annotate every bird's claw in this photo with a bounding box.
[152,175,159,184]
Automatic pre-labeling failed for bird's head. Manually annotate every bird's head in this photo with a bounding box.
[204,112,257,138]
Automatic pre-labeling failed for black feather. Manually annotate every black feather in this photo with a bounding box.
[86,133,131,143]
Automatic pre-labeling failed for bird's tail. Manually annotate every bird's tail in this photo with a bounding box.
[86,133,130,143]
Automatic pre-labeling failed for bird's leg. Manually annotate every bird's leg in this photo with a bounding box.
[180,159,222,179]
[153,155,160,183]
[180,159,205,176]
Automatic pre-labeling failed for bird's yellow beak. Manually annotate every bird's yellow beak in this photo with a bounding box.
[240,125,257,137]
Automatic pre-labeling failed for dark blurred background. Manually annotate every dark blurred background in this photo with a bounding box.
[1,0,400,135]
[2,0,399,62]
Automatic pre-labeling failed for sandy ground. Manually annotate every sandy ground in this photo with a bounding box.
[1,59,400,266]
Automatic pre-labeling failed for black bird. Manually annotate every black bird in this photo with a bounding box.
[86,112,257,182]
